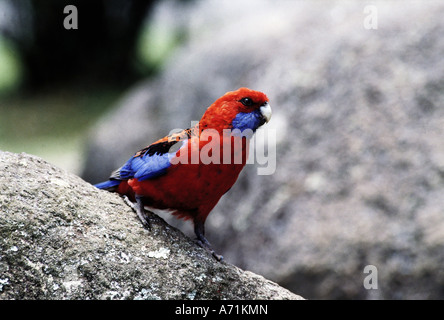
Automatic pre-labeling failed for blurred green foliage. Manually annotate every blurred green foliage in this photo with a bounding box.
[0,89,120,173]
[0,31,122,173]
[136,14,183,72]
[0,35,22,94]
[0,1,184,174]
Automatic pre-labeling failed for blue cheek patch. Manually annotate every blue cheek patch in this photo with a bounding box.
[231,110,263,136]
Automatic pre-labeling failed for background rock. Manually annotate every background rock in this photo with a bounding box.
[82,1,444,299]
[0,151,302,300]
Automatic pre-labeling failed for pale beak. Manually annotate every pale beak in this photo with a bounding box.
[259,102,272,124]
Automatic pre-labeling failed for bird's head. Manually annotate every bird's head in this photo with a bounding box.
[199,87,272,134]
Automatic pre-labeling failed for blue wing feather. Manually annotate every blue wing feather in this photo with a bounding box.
[116,139,185,181]
[94,179,121,190]
[129,152,172,180]
[94,130,190,190]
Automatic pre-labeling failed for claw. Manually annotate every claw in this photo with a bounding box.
[123,195,135,209]
[194,220,223,261]
[135,195,151,230]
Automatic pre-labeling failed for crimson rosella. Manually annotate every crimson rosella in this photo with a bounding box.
[94,87,272,260]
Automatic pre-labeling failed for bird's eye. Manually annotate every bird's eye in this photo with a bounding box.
[240,97,254,106]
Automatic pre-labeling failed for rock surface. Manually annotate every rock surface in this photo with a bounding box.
[0,151,302,300]
[82,1,444,299]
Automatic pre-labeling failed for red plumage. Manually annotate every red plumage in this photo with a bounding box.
[95,87,271,260]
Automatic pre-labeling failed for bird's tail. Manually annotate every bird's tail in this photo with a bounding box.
[94,179,121,191]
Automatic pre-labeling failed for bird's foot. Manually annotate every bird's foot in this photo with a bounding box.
[194,220,223,261]
[123,195,135,210]
[134,195,151,230]
[195,237,224,262]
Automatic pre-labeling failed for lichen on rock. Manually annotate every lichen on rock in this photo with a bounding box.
[0,151,302,300]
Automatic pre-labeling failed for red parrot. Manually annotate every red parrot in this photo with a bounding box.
[95,87,271,260]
